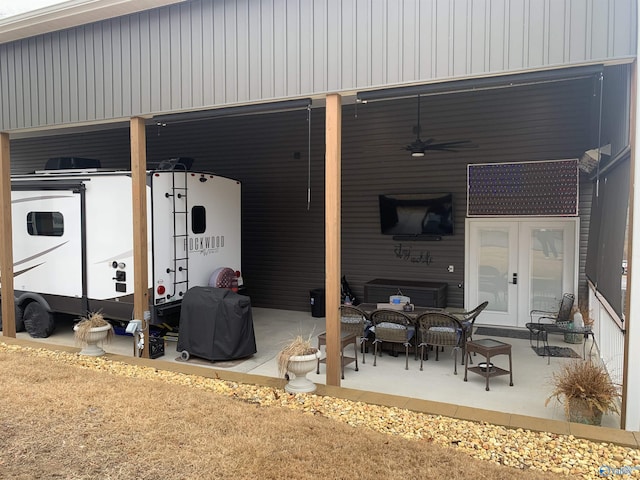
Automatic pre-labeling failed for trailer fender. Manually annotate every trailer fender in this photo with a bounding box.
[0,297,25,332]
[19,295,55,338]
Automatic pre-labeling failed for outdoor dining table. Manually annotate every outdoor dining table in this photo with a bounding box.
[355,303,469,362]
[356,303,465,320]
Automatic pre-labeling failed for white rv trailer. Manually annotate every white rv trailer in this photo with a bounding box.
[3,165,241,338]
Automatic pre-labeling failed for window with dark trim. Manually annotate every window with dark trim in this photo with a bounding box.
[191,206,206,234]
[27,212,64,236]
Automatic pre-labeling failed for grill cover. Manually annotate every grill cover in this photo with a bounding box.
[177,287,256,361]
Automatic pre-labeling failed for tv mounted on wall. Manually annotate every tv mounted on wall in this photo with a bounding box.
[379,192,454,239]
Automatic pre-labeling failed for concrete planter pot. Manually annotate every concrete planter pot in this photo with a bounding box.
[74,324,112,356]
[284,350,321,393]
[567,397,604,426]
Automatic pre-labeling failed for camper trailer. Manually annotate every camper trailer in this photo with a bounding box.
[2,160,241,338]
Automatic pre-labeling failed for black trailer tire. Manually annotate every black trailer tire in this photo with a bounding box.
[22,302,55,338]
[0,302,25,332]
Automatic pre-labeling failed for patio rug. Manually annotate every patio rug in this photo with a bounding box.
[531,346,581,358]
[474,326,530,340]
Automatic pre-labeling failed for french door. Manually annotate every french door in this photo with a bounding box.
[465,218,578,327]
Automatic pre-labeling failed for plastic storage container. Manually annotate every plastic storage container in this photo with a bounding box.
[309,288,325,317]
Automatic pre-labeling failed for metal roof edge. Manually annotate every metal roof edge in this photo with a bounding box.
[0,0,185,45]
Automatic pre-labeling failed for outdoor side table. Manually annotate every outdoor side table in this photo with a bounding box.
[464,338,514,391]
[316,331,359,379]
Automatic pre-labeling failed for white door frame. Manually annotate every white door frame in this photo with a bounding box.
[464,217,579,327]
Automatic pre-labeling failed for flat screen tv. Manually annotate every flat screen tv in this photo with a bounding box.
[379,193,454,237]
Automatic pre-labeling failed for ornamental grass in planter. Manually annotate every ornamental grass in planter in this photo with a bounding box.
[276,335,320,394]
[74,311,114,356]
[545,359,620,426]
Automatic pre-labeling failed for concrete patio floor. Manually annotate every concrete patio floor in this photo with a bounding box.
[8,306,638,447]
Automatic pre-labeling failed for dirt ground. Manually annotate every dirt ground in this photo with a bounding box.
[0,342,630,479]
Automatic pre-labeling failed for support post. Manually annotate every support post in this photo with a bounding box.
[131,117,150,358]
[0,132,15,337]
[325,94,342,386]
[622,59,639,430]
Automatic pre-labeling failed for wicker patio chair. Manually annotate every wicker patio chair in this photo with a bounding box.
[369,309,416,370]
[457,301,489,364]
[339,304,372,364]
[416,311,464,374]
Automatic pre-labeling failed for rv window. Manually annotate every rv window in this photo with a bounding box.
[27,212,64,237]
[191,206,206,234]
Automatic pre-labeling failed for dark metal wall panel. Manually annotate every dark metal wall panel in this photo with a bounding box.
[9,76,597,312]
[0,0,635,132]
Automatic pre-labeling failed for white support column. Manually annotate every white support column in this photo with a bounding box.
[622,54,639,430]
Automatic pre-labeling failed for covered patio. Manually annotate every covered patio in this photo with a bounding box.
[10,306,621,430]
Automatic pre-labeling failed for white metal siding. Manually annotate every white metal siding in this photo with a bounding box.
[0,0,636,131]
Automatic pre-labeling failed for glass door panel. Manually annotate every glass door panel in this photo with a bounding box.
[478,229,509,312]
[467,221,518,326]
[530,228,564,312]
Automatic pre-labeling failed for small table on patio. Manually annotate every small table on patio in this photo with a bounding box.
[316,331,359,379]
[464,338,514,391]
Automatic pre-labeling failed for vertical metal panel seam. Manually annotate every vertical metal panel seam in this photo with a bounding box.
[523,0,530,67]
[431,0,437,78]
[466,0,472,74]
[367,0,372,85]
[503,0,509,71]
[607,0,614,57]
[543,0,549,65]
[484,0,490,72]
[284,0,288,95]
[564,0,570,62]
[235,0,241,99]
[586,0,593,59]
[448,0,453,76]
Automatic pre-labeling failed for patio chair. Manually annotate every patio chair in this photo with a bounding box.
[339,304,372,364]
[457,301,489,364]
[369,309,416,370]
[416,311,464,374]
[525,293,574,348]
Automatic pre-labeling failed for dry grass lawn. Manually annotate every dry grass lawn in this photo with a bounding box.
[0,347,560,480]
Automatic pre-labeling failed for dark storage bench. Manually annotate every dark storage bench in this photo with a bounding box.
[364,278,448,308]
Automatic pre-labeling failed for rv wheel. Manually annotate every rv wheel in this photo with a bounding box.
[180,350,190,361]
[0,302,25,332]
[22,302,55,338]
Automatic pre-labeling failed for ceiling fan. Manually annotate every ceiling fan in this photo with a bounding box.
[404,95,476,157]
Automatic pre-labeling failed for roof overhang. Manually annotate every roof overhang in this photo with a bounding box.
[0,0,186,45]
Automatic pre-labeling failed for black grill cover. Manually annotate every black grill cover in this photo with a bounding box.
[177,287,256,361]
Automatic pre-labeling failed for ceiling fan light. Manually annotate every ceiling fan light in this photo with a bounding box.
[411,151,425,157]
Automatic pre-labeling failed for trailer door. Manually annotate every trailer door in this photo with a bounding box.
[12,186,83,298]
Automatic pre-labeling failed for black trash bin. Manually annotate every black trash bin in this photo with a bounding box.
[309,288,325,318]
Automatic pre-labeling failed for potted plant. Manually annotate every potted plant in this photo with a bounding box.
[74,311,114,356]
[563,303,594,344]
[276,335,320,393]
[545,359,620,425]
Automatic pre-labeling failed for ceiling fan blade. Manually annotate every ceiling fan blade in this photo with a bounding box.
[425,140,477,150]
[404,95,477,155]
